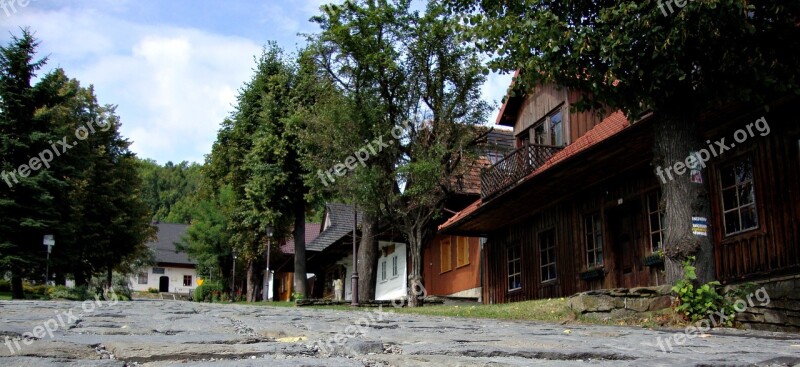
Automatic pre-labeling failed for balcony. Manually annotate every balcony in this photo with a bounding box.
[480,143,563,200]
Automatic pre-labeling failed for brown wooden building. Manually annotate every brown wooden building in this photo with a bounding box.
[440,82,800,304]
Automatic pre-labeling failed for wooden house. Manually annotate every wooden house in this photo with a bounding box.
[439,80,800,304]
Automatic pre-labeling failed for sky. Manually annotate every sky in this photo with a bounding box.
[0,0,512,165]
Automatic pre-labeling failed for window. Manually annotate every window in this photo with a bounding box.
[152,267,165,275]
[440,238,452,273]
[584,213,604,268]
[183,275,192,287]
[381,260,387,281]
[392,256,398,277]
[719,156,758,236]
[456,237,470,267]
[524,108,566,148]
[549,111,564,147]
[507,245,522,291]
[539,230,557,282]
[647,192,666,252]
[137,272,148,285]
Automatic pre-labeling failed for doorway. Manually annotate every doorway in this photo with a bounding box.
[159,276,169,292]
[607,200,642,288]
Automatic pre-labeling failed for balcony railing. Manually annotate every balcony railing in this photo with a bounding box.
[480,143,563,200]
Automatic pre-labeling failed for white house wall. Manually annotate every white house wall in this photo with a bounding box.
[129,266,198,294]
[375,241,407,301]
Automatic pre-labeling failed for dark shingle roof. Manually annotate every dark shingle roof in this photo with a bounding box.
[306,203,362,252]
[149,223,195,265]
[280,223,322,254]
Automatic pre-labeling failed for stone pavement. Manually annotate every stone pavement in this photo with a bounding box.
[1,300,799,366]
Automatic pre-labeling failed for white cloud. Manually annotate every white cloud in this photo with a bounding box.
[3,6,261,164]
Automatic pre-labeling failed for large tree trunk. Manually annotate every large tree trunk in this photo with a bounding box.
[10,272,24,299]
[654,107,715,285]
[106,266,113,290]
[246,259,261,302]
[293,202,307,298]
[406,225,426,308]
[357,211,379,301]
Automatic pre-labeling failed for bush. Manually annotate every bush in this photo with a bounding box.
[672,256,733,326]
[0,279,10,292]
[47,285,92,301]
[147,287,159,294]
[23,283,49,299]
[193,280,223,303]
[88,273,133,301]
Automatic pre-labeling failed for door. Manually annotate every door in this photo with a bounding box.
[608,201,641,288]
[159,276,169,292]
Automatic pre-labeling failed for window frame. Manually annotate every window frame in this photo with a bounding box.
[584,213,604,269]
[183,275,192,287]
[507,245,522,292]
[718,155,759,237]
[381,260,387,282]
[538,229,557,283]
[456,237,470,268]
[152,267,165,275]
[647,191,666,252]
[440,238,452,273]
[392,256,398,278]
[137,272,148,285]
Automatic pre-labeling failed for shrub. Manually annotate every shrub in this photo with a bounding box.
[193,280,223,302]
[87,273,133,301]
[672,256,734,326]
[0,279,10,292]
[23,283,49,299]
[47,285,92,301]
[147,287,159,294]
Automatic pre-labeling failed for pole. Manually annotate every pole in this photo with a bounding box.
[45,250,50,285]
[265,238,271,302]
[351,202,359,306]
[231,257,236,298]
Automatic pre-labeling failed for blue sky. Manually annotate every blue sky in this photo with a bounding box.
[1,0,511,164]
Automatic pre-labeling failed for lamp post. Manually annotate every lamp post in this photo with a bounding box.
[231,249,239,298]
[264,225,274,302]
[43,235,55,285]
[351,202,359,307]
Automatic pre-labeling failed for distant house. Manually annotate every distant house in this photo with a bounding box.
[269,222,321,301]
[305,203,407,301]
[423,128,515,301]
[129,223,197,294]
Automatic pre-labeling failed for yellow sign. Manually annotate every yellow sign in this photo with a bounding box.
[197,278,204,286]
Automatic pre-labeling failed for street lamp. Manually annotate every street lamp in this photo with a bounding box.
[264,225,274,302]
[351,203,359,307]
[231,248,239,298]
[43,235,55,285]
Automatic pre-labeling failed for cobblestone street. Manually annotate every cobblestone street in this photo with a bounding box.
[1,300,800,366]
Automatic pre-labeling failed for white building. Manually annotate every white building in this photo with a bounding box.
[129,223,198,294]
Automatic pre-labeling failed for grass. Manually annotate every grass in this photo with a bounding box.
[238,297,683,328]
[0,291,11,300]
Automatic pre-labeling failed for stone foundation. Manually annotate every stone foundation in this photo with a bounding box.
[726,275,800,332]
[567,285,674,320]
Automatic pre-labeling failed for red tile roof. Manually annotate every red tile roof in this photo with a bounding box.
[438,111,630,231]
[280,223,322,254]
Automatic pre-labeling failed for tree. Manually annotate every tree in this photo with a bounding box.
[138,159,203,224]
[308,0,490,306]
[445,0,800,283]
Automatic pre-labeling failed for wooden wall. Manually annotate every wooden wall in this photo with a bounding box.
[481,166,665,304]
[423,235,482,297]
[709,111,800,283]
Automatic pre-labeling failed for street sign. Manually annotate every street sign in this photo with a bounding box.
[197,278,204,286]
[43,235,55,246]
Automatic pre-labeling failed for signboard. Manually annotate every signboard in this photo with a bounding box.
[692,217,708,237]
[43,235,55,246]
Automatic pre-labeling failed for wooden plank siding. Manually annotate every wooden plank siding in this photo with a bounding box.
[708,109,800,283]
[481,166,666,304]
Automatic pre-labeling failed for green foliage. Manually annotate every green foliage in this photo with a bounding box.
[0,279,9,292]
[137,159,203,224]
[47,285,91,301]
[147,287,159,294]
[672,257,732,325]
[193,280,223,303]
